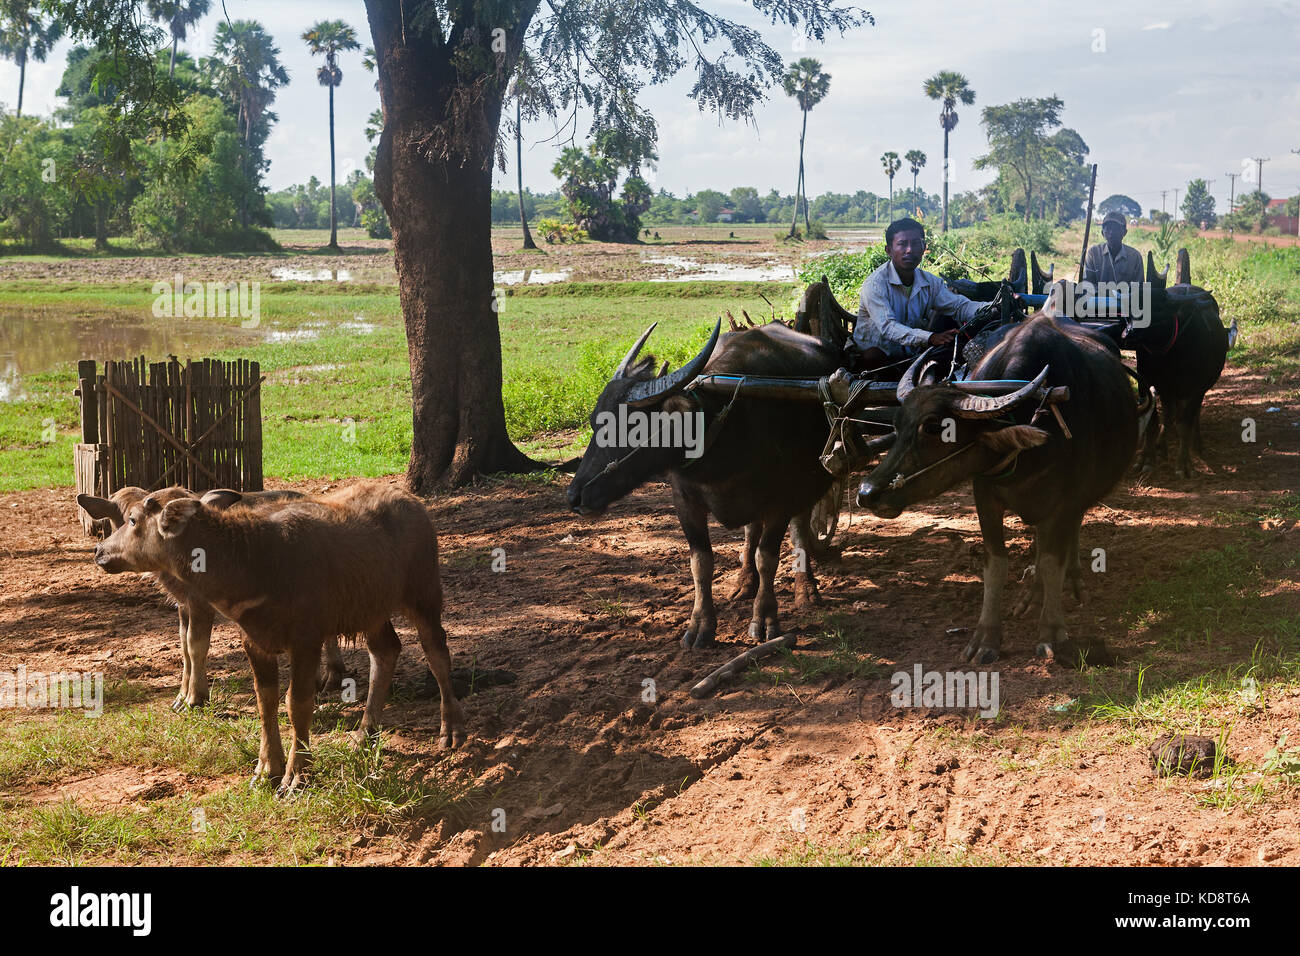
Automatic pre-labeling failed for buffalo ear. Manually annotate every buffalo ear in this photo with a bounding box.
[201,489,244,510]
[159,498,202,538]
[979,425,1050,455]
[77,494,123,526]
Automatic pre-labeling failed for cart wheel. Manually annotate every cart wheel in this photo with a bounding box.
[810,476,846,553]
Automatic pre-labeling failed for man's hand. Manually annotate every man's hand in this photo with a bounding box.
[928,329,957,347]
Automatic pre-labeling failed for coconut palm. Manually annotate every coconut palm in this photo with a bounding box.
[923,70,976,232]
[782,57,830,238]
[904,149,926,214]
[881,151,901,222]
[145,0,210,77]
[302,19,361,250]
[209,19,289,226]
[0,2,64,117]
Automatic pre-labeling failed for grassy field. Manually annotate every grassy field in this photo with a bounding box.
[2,224,1297,493]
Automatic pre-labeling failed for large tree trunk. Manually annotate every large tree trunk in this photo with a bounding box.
[328,83,339,249]
[516,97,536,249]
[941,126,949,232]
[169,36,177,76]
[16,57,25,117]
[366,0,540,492]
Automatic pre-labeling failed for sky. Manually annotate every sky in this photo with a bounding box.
[4,0,1300,213]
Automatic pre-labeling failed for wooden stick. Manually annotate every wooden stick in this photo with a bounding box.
[689,634,798,699]
[1078,163,1098,282]
[103,378,221,486]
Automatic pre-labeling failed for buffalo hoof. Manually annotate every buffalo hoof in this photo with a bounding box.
[439,723,467,749]
[316,668,346,695]
[728,568,759,602]
[963,627,1000,665]
[171,694,187,713]
[275,773,308,799]
[792,572,820,608]
[749,618,780,642]
[681,621,717,649]
[249,761,284,791]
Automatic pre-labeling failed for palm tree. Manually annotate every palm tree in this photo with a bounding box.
[0,2,64,117]
[782,57,830,238]
[210,19,289,226]
[302,19,361,250]
[145,0,210,77]
[881,151,901,222]
[923,70,976,232]
[904,149,926,215]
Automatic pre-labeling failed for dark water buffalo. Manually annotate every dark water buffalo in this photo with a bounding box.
[858,311,1138,663]
[567,320,841,647]
[1126,250,1229,478]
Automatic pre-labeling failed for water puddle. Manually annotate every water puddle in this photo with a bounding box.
[643,255,795,282]
[493,268,572,285]
[0,309,373,402]
[269,267,353,282]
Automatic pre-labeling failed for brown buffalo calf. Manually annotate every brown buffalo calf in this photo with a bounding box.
[78,487,347,709]
[90,481,464,794]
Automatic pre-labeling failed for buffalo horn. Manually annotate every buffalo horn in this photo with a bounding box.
[625,320,721,406]
[950,365,1050,418]
[895,349,929,404]
[615,322,658,379]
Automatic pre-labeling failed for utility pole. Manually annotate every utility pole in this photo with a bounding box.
[1225,172,1238,213]
[1252,158,1270,231]
[1161,190,1168,218]
[1173,187,1180,222]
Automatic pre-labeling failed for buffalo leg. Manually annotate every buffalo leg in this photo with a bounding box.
[318,636,346,694]
[1173,397,1196,478]
[787,513,820,608]
[965,488,1007,665]
[1033,513,1076,658]
[244,637,285,788]
[183,602,215,708]
[359,622,401,737]
[673,484,717,649]
[728,522,760,602]
[279,638,322,796]
[172,606,190,712]
[749,519,787,642]
[1065,521,1084,605]
[412,613,466,748]
[1136,401,1160,474]
[1013,532,1042,617]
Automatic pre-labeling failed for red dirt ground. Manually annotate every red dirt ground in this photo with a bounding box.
[1,363,1298,865]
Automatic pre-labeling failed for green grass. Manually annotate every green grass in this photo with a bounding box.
[0,698,472,865]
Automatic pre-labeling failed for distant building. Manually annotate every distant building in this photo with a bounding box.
[1266,198,1298,234]
[717,208,736,222]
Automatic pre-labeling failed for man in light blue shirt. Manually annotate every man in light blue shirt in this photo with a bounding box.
[851,218,987,374]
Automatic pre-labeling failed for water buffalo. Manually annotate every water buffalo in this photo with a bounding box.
[566,320,842,647]
[858,309,1139,663]
[1126,250,1229,478]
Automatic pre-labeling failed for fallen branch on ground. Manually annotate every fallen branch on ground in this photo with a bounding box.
[689,634,798,699]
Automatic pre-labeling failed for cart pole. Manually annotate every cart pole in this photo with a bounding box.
[1078,163,1098,281]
